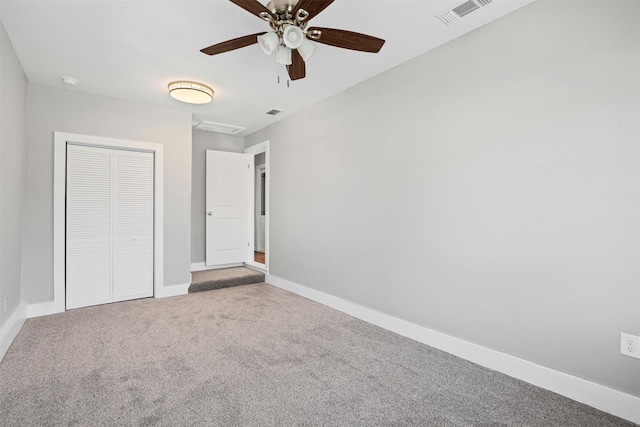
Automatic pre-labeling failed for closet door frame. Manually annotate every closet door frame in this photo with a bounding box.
[52,132,164,314]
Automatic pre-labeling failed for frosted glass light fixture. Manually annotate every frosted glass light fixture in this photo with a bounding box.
[297,38,316,61]
[258,32,279,55]
[275,45,292,65]
[283,25,304,49]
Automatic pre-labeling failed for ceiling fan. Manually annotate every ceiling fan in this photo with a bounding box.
[200,0,385,81]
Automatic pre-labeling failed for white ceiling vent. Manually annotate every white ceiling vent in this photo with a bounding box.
[194,121,246,135]
[436,0,493,25]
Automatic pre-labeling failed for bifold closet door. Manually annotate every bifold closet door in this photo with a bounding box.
[66,145,153,310]
[66,145,114,309]
[112,150,154,302]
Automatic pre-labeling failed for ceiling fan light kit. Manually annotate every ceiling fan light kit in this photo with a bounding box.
[258,31,280,55]
[283,25,304,49]
[297,38,316,61]
[200,0,385,81]
[275,45,293,65]
[168,81,214,104]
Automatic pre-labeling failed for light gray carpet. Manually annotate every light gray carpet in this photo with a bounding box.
[0,283,634,426]
[189,267,265,293]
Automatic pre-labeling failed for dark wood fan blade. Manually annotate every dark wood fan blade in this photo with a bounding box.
[287,49,306,80]
[229,0,275,19]
[200,33,265,56]
[293,0,334,20]
[307,27,385,53]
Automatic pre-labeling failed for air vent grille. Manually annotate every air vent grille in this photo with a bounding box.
[452,0,479,17]
[265,109,282,116]
[436,0,493,25]
[437,11,460,25]
[194,121,246,135]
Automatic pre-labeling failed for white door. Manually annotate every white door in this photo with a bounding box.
[205,150,253,266]
[66,145,113,309]
[112,150,154,302]
[66,144,154,309]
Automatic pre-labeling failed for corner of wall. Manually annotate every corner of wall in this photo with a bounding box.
[1,17,28,341]
[0,303,27,362]
[157,283,190,298]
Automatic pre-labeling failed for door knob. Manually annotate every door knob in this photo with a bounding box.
[207,211,213,216]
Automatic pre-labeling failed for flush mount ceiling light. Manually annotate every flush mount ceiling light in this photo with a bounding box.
[168,81,214,104]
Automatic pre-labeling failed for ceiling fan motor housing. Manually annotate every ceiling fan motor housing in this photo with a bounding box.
[267,0,299,14]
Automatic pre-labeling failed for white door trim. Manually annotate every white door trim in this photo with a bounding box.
[52,132,164,315]
[255,163,266,253]
[244,141,269,272]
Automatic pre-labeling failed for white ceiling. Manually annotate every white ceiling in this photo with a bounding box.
[1,0,535,136]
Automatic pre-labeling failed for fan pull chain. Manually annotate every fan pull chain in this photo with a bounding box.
[276,75,291,88]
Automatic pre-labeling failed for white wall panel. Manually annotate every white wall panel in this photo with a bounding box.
[23,84,191,305]
[0,21,28,331]
[244,0,640,399]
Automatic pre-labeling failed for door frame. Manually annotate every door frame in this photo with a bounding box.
[255,163,266,252]
[51,132,164,314]
[244,140,269,272]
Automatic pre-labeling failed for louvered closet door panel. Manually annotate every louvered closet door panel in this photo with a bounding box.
[112,150,154,302]
[66,145,113,309]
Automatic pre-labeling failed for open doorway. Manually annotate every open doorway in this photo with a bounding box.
[254,160,266,264]
[244,141,269,272]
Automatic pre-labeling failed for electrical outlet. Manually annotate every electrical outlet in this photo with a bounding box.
[620,333,640,359]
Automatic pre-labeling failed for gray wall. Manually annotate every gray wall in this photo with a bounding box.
[0,21,27,327]
[23,84,192,303]
[191,130,244,264]
[246,0,640,397]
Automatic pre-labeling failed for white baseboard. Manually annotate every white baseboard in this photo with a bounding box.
[156,283,190,298]
[0,303,28,361]
[27,300,64,319]
[190,262,242,272]
[244,262,267,274]
[27,283,190,316]
[266,274,640,425]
